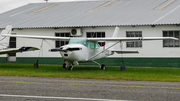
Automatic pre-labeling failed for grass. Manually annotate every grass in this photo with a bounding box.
[0,63,180,82]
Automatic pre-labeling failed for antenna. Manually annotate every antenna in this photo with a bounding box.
[44,0,48,3]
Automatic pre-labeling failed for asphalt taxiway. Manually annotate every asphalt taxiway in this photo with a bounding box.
[0,76,180,101]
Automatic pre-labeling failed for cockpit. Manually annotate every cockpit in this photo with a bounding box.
[68,38,100,49]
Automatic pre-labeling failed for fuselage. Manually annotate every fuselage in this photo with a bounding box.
[59,43,110,63]
[57,37,116,65]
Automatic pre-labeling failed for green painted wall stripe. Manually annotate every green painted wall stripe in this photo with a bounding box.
[0,57,180,67]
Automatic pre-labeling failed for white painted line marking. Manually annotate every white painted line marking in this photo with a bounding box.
[0,94,130,101]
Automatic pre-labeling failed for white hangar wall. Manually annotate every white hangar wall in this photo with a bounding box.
[6,25,180,58]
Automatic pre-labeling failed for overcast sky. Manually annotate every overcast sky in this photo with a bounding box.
[0,0,94,14]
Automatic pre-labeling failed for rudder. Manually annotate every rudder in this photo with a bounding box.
[0,25,12,48]
[105,26,120,49]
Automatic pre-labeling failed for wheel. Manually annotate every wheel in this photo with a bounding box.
[69,66,73,71]
[101,64,105,70]
[120,66,126,71]
[63,63,67,69]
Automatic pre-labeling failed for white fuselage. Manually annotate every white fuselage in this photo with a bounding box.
[60,44,111,63]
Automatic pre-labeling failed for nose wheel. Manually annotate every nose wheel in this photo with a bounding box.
[63,63,68,69]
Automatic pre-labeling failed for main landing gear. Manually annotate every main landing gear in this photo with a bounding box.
[101,64,106,70]
[92,61,106,70]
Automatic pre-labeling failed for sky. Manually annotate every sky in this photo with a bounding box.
[0,0,94,14]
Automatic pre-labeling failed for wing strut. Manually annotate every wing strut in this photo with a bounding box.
[86,41,119,61]
[44,40,54,48]
[92,61,101,67]
[38,39,44,57]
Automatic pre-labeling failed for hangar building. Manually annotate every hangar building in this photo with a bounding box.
[0,0,180,67]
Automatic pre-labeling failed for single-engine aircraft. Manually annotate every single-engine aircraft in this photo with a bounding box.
[2,25,178,70]
[0,25,39,55]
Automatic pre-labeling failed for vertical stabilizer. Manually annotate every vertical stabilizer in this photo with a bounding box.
[112,26,119,37]
[105,26,120,49]
[0,25,12,48]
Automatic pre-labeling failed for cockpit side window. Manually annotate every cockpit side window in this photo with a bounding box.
[90,42,95,49]
[96,43,100,49]
[90,42,100,49]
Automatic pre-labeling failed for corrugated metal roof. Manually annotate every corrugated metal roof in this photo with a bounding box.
[0,0,180,28]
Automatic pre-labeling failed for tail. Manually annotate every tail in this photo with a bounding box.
[105,26,119,49]
[0,25,12,48]
[112,26,119,37]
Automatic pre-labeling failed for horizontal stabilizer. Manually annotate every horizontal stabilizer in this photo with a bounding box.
[0,46,39,55]
[19,46,39,51]
[111,49,139,54]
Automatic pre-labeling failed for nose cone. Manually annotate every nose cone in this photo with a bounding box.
[60,44,85,62]
[60,51,74,61]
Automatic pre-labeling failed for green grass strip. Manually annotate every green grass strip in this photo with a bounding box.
[0,63,180,82]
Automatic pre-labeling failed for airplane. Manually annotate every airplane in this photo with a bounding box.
[2,25,178,70]
[0,25,39,55]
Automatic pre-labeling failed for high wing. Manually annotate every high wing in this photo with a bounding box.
[0,46,39,55]
[3,34,70,41]
[88,37,178,42]
[1,25,178,41]
[3,33,178,42]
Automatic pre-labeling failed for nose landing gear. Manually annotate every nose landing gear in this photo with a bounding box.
[63,63,68,69]
[63,62,74,71]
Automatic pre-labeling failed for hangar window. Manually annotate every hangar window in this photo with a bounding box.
[126,31,142,48]
[163,31,180,47]
[86,32,105,47]
[55,33,70,48]
[8,37,16,56]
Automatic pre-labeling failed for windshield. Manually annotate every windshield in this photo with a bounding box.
[69,38,88,47]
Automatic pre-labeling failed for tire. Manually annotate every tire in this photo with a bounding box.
[63,63,67,69]
[101,64,106,70]
[69,66,73,71]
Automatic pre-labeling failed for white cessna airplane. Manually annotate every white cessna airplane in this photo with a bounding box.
[0,25,39,55]
[2,25,178,70]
